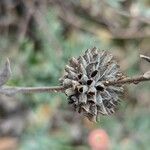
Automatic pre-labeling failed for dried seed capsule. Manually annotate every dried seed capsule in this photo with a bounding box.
[60,47,124,122]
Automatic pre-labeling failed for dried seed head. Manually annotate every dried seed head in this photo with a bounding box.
[60,47,124,122]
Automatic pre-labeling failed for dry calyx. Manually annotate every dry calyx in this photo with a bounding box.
[60,47,124,122]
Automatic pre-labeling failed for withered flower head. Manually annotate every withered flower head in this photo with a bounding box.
[60,47,124,122]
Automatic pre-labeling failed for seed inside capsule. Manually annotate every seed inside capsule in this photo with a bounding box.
[91,70,98,77]
[78,87,83,93]
[87,79,93,85]
[78,73,82,79]
[88,91,95,96]
[96,85,105,91]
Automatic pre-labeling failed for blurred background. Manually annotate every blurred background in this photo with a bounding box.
[0,0,150,150]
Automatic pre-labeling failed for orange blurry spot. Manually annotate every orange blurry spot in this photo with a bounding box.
[88,129,110,150]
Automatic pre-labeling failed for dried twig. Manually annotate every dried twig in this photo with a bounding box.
[0,59,65,96]
[0,86,65,96]
[104,75,150,86]
[0,55,149,96]
[0,75,149,96]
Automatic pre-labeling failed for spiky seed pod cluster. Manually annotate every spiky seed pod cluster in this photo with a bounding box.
[60,47,124,122]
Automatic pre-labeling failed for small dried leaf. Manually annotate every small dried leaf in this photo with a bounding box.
[81,103,90,112]
[86,62,96,76]
[98,51,107,66]
[67,70,77,80]
[69,57,79,67]
[100,63,117,80]
[96,92,103,105]
[97,103,108,115]
[0,58,11,87]
[107,108,115,115]
[101,90,112,100]
[80,74,88,84]
[87,49,93,61]
[72,81,80,90]
[109,101,116,107]
[65,65,76,73]
[78,56,87,68]
[89,104,97,115]
[91,47,98,55]
[102,53,113,66]
[63,79,73,87]
[140,54,150,63]
[108,86,124,93]
[107,89,119,100]
[143,71,150,79]
[79,93,87,104]
[86,113,97,122]
[65,88,76,96]
[79,64,86,74]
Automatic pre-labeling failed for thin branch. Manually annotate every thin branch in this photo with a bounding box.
[1,75,149,96]
[0,57,149,96]
[0,86,65,96]
[104,75,150,86]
